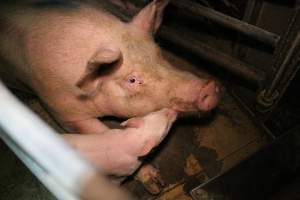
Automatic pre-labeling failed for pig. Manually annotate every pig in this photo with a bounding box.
[0,0,220,193]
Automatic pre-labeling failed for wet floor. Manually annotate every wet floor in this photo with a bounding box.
[0,51,268,200]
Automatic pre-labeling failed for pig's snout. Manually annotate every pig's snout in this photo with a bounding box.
[197,81,220,112]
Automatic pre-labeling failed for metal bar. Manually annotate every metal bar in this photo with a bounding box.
[257,8,300,112]
[159,27,265,85]
[0,81,132,200]
[233,0,261,56]
[171,0,280,48]
[265,32,300,97]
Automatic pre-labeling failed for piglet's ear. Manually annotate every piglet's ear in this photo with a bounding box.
[130,0,170,34]
[76,48,121,98]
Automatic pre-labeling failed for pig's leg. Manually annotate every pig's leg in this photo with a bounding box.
[63,118,109,134]
[135,164,165,194]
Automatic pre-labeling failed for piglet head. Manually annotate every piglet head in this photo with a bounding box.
[121,108,177,155]
[121,108,177,136]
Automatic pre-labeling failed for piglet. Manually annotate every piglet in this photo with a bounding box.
[64,108,177,178]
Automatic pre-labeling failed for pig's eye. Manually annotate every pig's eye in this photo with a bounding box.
[126,75,143,85]
[129,78,136,83]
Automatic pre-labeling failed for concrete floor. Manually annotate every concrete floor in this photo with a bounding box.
[123,91,268,200]
[0,51,268,200]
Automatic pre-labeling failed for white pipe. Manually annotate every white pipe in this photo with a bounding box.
[0,81,131,200]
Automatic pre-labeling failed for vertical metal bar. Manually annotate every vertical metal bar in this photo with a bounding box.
[256,8,300,113]
[264,32,300,97]
[233,0,262,56]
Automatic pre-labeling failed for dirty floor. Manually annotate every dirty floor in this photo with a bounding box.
[0,51,268,200]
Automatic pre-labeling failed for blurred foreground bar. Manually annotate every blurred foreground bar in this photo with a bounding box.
[0,81,133,200]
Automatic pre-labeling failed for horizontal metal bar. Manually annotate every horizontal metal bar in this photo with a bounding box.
[171,0,280,48]
[159,27,265,85]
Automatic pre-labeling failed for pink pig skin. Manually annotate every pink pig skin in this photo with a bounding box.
[0,0,220,188]
[64,108,177,176]
[0,0,219,135]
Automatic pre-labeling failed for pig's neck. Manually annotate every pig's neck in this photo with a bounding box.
[0,6,39,92]
[0,4,121,93]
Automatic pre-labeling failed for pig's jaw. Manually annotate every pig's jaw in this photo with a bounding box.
[170,98,218,114]
[170,98,198,113]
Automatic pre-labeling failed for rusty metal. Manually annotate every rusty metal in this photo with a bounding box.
[171,0,280,48]
[257,9,300,112]
[257,32,300,111]
[242,0,258,22]
[265,33,300,97]
[257,32,300,110]
[233,0,263,57]
[159,27,265,85]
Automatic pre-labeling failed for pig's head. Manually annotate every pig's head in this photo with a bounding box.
[76,0,220,118]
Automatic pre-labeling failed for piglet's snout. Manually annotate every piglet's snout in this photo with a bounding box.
[197,81,220,112]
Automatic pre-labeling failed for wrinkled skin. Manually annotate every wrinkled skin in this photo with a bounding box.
[0,0,220,186]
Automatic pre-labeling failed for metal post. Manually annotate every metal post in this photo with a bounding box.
[257,32,300,109]
[265,32,300,97]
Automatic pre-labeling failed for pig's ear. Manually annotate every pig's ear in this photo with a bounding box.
[130,0,170,34]
[76,48,122,98]
[121,118,144,128]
